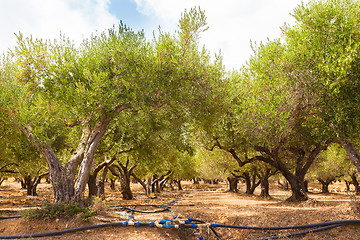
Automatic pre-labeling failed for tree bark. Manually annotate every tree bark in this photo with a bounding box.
[23,172,49,196]
[193,177,200,184]
[87,174,97,197]
[174,179,182,190]
[255,143,328,201]
[260,177,270,197]
[22,105,131,205]
[97,167,108,199]
[227,177,239,192]
[131,173,148,195]
[341,140,360,179]
[351,172,360,195]
[110,179,116,190]
[146,178,152,195]
[317,177,334,193]
[109,159,137,200]
[240,171,260,194]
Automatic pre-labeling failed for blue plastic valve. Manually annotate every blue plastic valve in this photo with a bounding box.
[159,218,172,224]
[162,224,176,228]
[191,223,196,229]
[149,221,154,227]
[212,222,218,228]
[122,221,127,226]
[136,221,141,227]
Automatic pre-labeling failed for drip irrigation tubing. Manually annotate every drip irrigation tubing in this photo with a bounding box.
[0,220,155,239]
[179,218,360,240]
[114,204,178,219]
[0,216,21,220]
[207,219,360,230]
[252,224,343,240]
[0,216,360,239]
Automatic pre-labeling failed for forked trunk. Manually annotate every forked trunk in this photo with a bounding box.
[341,140,360,179]
[350,173,360,195]
[119,174,133,200]
[97,167,108,199]
[286,176,308,201]
[227,177,239,192]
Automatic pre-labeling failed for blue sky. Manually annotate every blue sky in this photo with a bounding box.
[0,0,309,70]
[108,0,148,30]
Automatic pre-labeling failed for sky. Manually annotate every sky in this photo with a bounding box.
[0,0,309,70]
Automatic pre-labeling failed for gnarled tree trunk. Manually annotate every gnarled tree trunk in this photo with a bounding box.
[227,177,239,192]
[240,171,260,195]
[23,112,120,204]
[109,158,137,200]
[255,143,328,202]
[341,140,360,180]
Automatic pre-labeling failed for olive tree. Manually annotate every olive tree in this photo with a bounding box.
[0,7,224,204]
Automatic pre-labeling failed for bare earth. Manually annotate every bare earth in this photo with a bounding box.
[1,179,360,239]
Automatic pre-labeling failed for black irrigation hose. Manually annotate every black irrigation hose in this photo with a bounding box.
[115,204,178,218]
[253,224,343,240]
[1,216,359,239]
[0,216,21,220]
[178,219,360,240]
[0,221,155,239]
[212,219,360,230]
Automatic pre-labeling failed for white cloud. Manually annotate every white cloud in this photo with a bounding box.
[133,0,307,70]
[0,0,309,70]
[0,0,118,53]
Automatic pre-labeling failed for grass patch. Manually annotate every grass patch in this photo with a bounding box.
[23,203,96,222]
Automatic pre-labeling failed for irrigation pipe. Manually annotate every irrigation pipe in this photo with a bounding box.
[0,216,21,220]
[180,218,360,240]
[115,204,178,219]
[0,220,155,239]
[0,216,360,239]
[253,224,343,240]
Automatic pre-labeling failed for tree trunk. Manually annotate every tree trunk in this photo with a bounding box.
[255,144,328,202]
[159,176,170,191]
[23,109,130,205]
[146,178,152,195]
[131,173,148,195]
[351,173,360,195]
[109,159,137,200]
[345,180,351,192]
[317,177,334,194]
[304,180,309,192]
[260,177,270,197]
[97,167,108,199]
[193,177,200,184]
[227,177,239,192]
[23,172,48,196]
[119,173,133,200]
[110,179,116,190]
[243,173,251,194]
[341,140,360,179]
[152,174,160,193]
[174,179,182,190]
[286,176,308,201]
[241,172,260,194]
[88,174,97,198]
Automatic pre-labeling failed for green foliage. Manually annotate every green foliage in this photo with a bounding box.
[23,203,96,221]
[283,0,360,140]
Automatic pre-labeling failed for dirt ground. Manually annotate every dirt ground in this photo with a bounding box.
[1,179,360,239]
